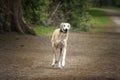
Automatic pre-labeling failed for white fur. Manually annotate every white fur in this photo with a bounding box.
[51,55,55,66]
[62,48,66,66]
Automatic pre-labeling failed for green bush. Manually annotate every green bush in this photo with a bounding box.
[71,12,91,32]
[69,0,91,32]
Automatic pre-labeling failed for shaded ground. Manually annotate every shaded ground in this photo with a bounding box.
[0,32,120,80]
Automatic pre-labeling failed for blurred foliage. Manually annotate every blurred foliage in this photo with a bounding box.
[22,0,91,32]
[1,0,120,32]
[67,0,91,32]
[91,0,120,7]
[22,0,51,25]
[114,0,120,6]
[0,0,4,32]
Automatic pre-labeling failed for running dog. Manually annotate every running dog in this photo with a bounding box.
[51,22,70,68]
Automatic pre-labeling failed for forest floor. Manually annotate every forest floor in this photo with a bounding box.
[0,8,120,80]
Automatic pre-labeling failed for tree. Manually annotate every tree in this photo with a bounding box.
[64,0,91,31]
[0,0,35,35]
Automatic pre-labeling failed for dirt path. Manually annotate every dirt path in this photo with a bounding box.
[96,8,120,33]
[0,32,120,80]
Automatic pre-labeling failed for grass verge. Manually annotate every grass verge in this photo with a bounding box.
[89,9,114,26]
[34,26,56,35]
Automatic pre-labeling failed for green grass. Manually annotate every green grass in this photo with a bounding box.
[34,26,56,35]
[89,9,114,26]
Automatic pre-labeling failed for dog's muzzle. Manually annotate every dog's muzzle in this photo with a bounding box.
[63,29,68,33]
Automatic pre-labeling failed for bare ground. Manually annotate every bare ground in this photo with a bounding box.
[0,32,120,80]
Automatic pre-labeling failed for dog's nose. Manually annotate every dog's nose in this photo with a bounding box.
[64,29,68,32]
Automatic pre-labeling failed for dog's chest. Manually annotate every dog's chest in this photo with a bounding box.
[58,33,67,40]
[55,33,67,47]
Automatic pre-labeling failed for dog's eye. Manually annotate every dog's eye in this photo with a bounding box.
[64,25,65,27]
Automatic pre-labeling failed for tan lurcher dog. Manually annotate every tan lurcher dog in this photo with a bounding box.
[51,22,70,68]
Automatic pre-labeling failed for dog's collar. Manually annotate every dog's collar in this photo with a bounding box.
[60,29,67,33]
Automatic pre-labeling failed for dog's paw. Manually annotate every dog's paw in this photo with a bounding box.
[58,66,62,69]
[58,63,61,68]
[62,61,65,67]
[52,64,55,67]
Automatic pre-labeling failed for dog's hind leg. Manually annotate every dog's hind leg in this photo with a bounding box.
[51,47,57,67]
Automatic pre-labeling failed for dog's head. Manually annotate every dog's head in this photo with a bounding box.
[60,23,70,33]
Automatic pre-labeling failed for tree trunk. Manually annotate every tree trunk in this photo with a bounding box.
[0,0,36,35]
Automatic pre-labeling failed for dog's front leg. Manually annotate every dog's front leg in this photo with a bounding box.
[62,40,67,67]
[51,47,57,67]
[62,47,66,67]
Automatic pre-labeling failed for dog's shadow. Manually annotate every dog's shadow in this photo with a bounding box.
[32,65,62,70]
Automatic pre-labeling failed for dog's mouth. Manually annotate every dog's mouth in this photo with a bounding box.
[62,28,68,33]
[60,28,69,33]
[64,29,68,32]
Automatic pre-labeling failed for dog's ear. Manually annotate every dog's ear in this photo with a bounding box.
[60,23,64,29]
[68,23,71,29]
